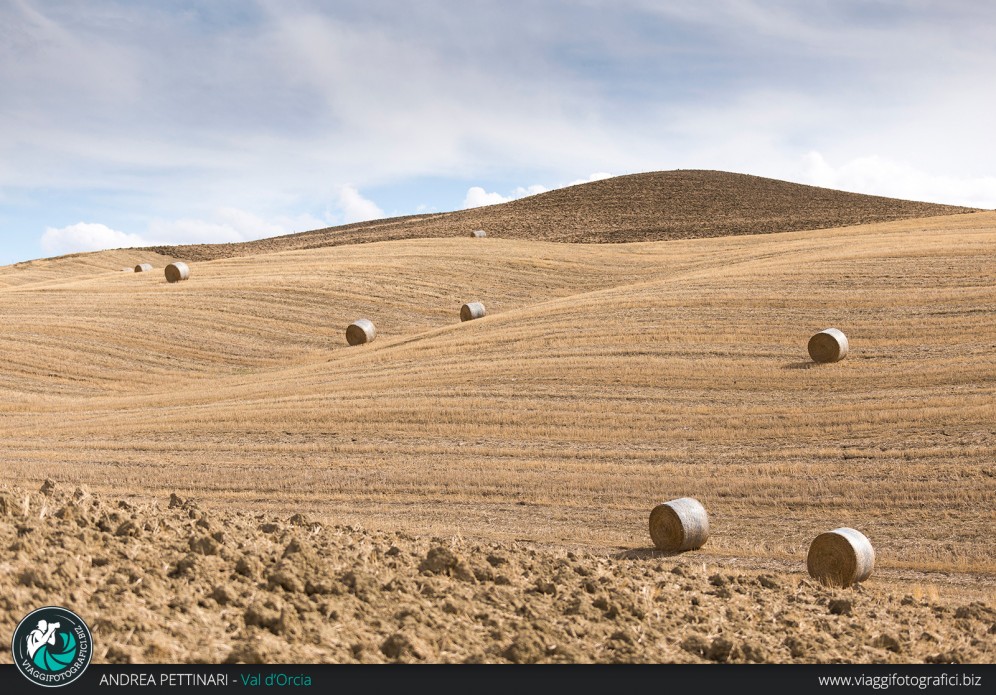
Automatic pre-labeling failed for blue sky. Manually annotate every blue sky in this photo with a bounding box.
[2,1,995,265]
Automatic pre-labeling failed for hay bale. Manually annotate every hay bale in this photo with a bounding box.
[807,527,875,587]
[120,267,132,272]
[648,497,709,552]
[471,229,487,238]
[808,328,849,363]
[134,263,153,273]
[460,302,486,322]
[165,262,190,283]
[346,318,376,346]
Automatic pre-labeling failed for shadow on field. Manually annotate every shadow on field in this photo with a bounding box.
[783,361,818,370]
[614,548,684,560]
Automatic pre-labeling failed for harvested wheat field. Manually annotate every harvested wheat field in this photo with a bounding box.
[1,173,994,663]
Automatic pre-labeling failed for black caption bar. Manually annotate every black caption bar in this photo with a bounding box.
[0,664,991,695]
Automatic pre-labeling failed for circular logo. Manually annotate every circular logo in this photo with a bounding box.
[12,607,92,688]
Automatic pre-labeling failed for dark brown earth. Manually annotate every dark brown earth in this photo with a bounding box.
[146,170,980,262]
[2,482,993,664]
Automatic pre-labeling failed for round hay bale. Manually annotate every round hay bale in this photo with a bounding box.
[120,267,133,272]
[134,263,153,273]
[471,229,487,238]
[460,302,486,322]
[648,497,709,552]
[807,527,875,587]
[346,318,376,346]
[808,328,849,363]
[164,262,190,283]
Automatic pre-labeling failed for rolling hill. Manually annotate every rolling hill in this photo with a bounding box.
[2,211,993,575]
[144,170,980,261]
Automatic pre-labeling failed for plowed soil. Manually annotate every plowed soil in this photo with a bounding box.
[2,483,993,664]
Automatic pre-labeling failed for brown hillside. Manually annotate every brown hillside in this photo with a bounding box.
[147,170,978,261]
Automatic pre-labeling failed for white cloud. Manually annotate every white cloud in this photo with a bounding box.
[802,152,996,209]
[40,208,332,257]
[512,184,549,197]
[334,185,384,223]
[463,184,548,209]
[463,187,510,209]
[565,172,613,187]
[41,223,155,256]
[462,174,613,209]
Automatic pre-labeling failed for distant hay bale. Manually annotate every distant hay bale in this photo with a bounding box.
[807,527,875,587]
[808,327,848,363]
[134,263,153,273]
[164,262,190,283]
[346,318,377,346]
[120,267,132,272]
[460,302,486,322]
[471,229,487,238]
[648,497,709,552]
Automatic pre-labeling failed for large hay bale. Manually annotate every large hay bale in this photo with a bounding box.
[460,302,486,322]
[471,229,487,238]
[346,318,377,346]
[807,527,875,587]
[808,328,849,363]
[165,262,190,283]
[648,497,709,552]
[134,263,153,273]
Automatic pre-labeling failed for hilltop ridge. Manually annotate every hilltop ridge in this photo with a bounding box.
[146,170,979,261]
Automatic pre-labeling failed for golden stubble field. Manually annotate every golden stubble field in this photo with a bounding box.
[1,211,994,603]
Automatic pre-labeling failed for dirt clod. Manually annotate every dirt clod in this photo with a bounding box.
[707,637,736,663]
[758,575,780,590]
[234,556,259,578]
[829,599,853,616]
[189,535,221,555]
[420,546,458,574]
[502,631,547,664]
[380,632,429,661]
[927,651,965,664]
[873,634,903,653]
